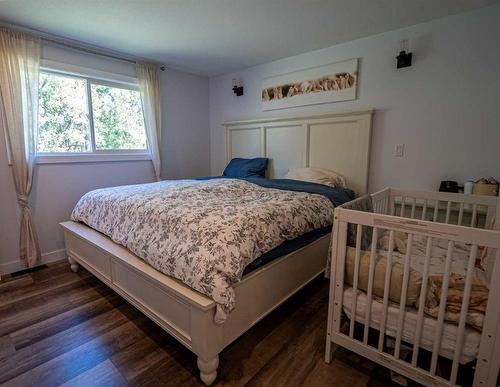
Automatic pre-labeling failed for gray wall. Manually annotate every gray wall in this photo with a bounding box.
[0,45,210,274]
[209,5,500,191]
[161,68,210,179]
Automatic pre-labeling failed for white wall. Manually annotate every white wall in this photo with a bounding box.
[209,5,500,192]
[161,68,210,179]
[0,44,210,274]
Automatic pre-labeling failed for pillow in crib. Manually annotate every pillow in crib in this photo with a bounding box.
[378,230,407,252]
[344,246,422,306]
[284,167,347,188]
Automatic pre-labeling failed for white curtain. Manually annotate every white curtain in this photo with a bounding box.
[0,28,41,267]
[136,61,162,180]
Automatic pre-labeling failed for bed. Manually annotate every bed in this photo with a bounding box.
[61,109,373,385]
[325,188,500,386]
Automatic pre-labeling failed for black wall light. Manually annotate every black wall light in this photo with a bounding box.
[396,39,412,69]
[232,78,244,96]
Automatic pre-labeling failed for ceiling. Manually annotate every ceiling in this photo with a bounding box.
[0,0,498,76]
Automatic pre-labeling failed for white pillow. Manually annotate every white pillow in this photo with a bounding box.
[284,167,347,188]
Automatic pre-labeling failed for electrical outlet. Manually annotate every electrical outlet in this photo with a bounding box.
[394,143,405,157]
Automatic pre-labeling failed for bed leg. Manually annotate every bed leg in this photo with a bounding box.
[68,256,79,273]
[197,355,219,385]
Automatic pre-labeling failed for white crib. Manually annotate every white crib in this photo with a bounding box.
[325,188,500,386]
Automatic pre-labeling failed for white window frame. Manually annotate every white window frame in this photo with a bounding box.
[36,61,151,164]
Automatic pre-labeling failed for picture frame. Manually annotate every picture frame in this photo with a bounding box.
[261,58,358,111]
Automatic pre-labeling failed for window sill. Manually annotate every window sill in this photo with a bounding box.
[36,153,152,164]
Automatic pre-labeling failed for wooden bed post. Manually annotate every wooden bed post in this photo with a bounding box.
[189,304,224,385]
[197,356,219,385]
[68,255,79,273]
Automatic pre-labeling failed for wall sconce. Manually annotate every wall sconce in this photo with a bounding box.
[232,78,244,96]
[396,39,412,69]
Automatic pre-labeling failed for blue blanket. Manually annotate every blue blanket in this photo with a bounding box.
[198,176,355,206]
[243,177,354,206]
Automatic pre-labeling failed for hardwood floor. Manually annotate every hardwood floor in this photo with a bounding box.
[0,261,402,387]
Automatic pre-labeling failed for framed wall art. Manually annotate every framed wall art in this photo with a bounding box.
[261,58,358,111]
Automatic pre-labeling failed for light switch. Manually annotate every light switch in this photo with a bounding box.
[394,143,405,157]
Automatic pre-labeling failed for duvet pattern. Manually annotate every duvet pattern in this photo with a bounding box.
[71,178,334,323]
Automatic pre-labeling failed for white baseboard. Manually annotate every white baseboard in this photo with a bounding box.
[0,249,67,276]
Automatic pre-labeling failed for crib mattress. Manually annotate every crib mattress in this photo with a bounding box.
[342,287,481,364]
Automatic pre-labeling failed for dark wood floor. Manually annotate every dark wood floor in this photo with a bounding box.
[0,261,399,387]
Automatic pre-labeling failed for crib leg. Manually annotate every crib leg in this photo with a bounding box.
[197,355,219,385]
[325,334,333,363]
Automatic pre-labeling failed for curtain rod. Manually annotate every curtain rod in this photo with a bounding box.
[0,22,165,71]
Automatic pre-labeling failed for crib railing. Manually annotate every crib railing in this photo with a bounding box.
[371,188,498,229]
[326,190,500,387]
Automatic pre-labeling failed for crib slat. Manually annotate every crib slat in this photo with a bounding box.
[378,230,395,352]
[458,202,464,226]
[450,244,479,385]
[411,236,433,366]
[349,224,363,338]
[363,227,379,345]
[394,234,413,359]
[410,198,416,219]
[421,199,428,221]
[445,201,451,224]
[400,197,406,217]
[389,196,395,216]
[433,200,439,222]
[430,240,454,375]
[470,204,477,227]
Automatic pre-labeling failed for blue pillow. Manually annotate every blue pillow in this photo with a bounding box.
[223,158,268,178]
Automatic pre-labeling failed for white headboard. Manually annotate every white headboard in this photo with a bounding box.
[224,109,373,196]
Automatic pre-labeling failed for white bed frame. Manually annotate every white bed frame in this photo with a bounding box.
[326,187,500,386]
[61,109,373,385]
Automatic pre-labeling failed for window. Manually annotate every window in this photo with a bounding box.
[37,71,148,158]
[38,73,90,153]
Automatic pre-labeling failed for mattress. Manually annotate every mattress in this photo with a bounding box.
[343,287,481,363]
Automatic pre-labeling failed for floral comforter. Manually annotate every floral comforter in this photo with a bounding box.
[71,178,335,323]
